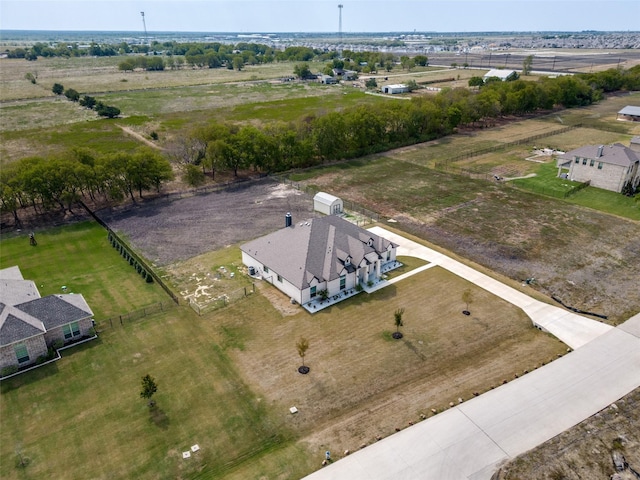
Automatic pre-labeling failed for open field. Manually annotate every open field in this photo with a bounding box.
[0,220,567,480]
[302,160,640,321]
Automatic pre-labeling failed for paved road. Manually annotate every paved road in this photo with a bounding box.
[302,229,640,480]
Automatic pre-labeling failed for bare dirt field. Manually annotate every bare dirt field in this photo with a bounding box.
[95,178,320,266]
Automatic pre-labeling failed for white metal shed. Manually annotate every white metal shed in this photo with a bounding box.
[313,192,343,215]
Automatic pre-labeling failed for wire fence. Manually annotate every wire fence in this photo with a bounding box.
[98,301,177,328]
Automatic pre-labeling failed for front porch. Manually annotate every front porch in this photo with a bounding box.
[302,261,403,313]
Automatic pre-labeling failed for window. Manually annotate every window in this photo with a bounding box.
[340,276,346,290]
[277,274,282,283]
[263,266,269,273]
[63,321,81,340]
[14,344,29,364]
[574,157,580,164]
[582,158,588,165]
[590,159,595,167]
[598,162,603,170]
[310,286,317,298]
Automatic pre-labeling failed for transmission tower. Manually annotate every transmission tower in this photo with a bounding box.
[338,4,343,41]
[140,11,148,46]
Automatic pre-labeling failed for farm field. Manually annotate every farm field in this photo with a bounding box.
[0,221,567,480]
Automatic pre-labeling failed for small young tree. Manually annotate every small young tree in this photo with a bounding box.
[393,308,405,339]
[140,374,158,407]
[462,288,473,315]
[296,337,310,374]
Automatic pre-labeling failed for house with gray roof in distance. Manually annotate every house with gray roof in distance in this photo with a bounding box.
[0,266,95,376]
[557,142,640,193]
[240,215,398,310]
[617,106,640,122]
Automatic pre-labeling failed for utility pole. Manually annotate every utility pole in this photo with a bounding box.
[338,4,343,42]
[140,11,148,47]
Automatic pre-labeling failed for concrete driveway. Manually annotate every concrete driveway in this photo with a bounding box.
[302,229,640,480]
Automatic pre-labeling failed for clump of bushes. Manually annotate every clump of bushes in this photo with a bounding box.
[107,233,154,284]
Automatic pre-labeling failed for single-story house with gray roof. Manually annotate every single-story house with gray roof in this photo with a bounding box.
[0,266,95,374]
[557,142,640,193]
[240,215,398,308]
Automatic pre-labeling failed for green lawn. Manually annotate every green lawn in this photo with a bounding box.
[510,161,581,197]
[0,303,305,480]
[567,187,640,220]
[0,221,168,318]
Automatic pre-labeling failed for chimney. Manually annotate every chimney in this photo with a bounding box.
[285,212,292,228]
[597,145,604,158]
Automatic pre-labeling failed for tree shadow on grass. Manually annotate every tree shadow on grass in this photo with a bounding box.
[149,405,170,430]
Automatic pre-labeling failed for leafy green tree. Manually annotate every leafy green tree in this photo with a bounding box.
[365,77,378,89]
[64,88,80,102]
[52,83,64,95]
[468,76,484,88]
[232,56,244,71]
[140,374,158,407]
[118,59,136,72]
[522,55,533,76]
[95,102,120,118]
[393,308,405,339]
[406,80,419,92]
[296,337,309,368]
[414,55,428,67]
[24,72,37,84]
[183,164,206,186]
[79,95,96,109]
[293,62,311,79]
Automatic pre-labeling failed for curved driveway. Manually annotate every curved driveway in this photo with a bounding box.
[303,228,640,480]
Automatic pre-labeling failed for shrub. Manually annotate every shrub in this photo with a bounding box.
[53,339,64,350]
[146,275,154,283]
[1,365,19,377]
[150,131,159,140]
[64,88,80,102]
[52,83,64,94]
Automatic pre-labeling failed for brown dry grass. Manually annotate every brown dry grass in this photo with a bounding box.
[221,266,566,461]
[0,57,303,101]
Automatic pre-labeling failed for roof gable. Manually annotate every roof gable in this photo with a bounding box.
[241,216,397,290]
[15,295,93,330]
[0,303,46,346]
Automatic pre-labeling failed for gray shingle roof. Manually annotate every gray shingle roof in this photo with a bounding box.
[16,295,93,330]
[0,303,46,346]
[560,143,640,168]
[241,216,397,290]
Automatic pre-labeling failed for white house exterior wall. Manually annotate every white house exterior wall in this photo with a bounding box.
[569,158,637,192]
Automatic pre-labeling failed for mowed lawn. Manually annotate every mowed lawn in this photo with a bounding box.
[0,221,568,480]
[0,222,167,318]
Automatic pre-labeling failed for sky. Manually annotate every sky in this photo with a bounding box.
[1,0,639,33]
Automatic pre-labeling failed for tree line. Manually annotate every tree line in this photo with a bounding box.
[2,66,638,223]
[172,66,640,186]
[0,148,173,227]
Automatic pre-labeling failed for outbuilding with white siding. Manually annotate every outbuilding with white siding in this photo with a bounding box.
[313,192,343,215]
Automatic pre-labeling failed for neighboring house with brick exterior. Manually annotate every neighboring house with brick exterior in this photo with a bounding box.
[0,266,95,374]
[557,143,640,193]
[241,215,398,308]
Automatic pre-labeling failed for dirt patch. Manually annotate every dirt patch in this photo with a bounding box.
[95,178,320,266]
